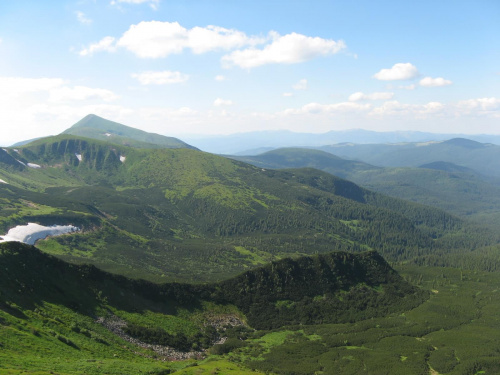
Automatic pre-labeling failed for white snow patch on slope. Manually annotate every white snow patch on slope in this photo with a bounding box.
[16,159,26,166]
[0,179,8,184]
[120,155,126,163]
[27,163,41,169]
[75,153,82,161]
[105,133,112,137]
[0,223,80,245]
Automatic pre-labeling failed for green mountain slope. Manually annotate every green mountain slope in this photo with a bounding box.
[0,242,426,373]
[62,114,196,149]
[232,147,500,227]
[231,147,379,179]
[0,135,495,282]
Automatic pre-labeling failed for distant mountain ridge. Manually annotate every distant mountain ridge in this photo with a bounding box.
[230,147,379,179]
[231,147,500,227]
[62,114,196,149]
[319,138,500,178]
[182,130,500,155]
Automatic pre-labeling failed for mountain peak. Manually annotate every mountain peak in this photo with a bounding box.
[62,114,196,150]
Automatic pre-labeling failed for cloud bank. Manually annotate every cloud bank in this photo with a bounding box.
[80,22,345,68]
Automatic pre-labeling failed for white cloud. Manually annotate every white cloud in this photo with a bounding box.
[131,71,189,85]
[0,77,118,103]
[282,101,372,116]
[111,0,160,10]
[188,25,263,54]
[78,22,344,69]
[349,91,394,101]
[222,32,346,68]
[0,77,65,98]
[214,98,233,107]
[293,79,308,90]
[215,75,226,81]
[456,97,500,116]
[283,92,293,97]
[79,36,116,56]
[75,11,92,25]
[116,21,263,58]
[419,76,453,87]
[373,63,419,81]
[369,100,445,117]
[48,86,119,102]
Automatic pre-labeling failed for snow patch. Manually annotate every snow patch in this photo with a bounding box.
[16,159,26,166]
[13,149,19,153]
[105,133,112,137]
[75,153,82,161]
[0,179,8,184]
[120,155,126,163]
[27,163,41,169]
[0,223,80,245]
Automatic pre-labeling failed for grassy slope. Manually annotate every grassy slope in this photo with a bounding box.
[0,242,425,374]
[1,243,499,374]
[230,147,379,179]
[0,136,496,282]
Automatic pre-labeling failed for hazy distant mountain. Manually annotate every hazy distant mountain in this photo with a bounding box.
[183,129,500,155]
[418,161,478,174]
[62,114,196,149]
[319,138,500,178]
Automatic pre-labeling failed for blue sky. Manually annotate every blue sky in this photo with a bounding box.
[0,0,499,145]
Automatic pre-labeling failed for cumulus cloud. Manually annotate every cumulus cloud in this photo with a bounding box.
[111,0,160,10]
[78,21,344,69]
[222,32,346,68]
[48,86,119,102]
[348,91,394,101]
[293,79,308,90]
[131,71,189,85]
[456,97,500,116]
[369,100,445,117]
[373,63,419,81]
[115,21,263,58]
[419,76,453,87]
[79,36,116,56]
[76,11,92,25]
[214,98,233,107]
[282,101,372,116]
